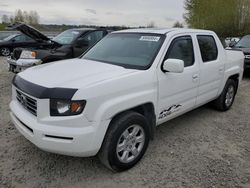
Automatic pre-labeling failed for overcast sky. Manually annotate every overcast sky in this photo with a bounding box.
[0,0,185,27]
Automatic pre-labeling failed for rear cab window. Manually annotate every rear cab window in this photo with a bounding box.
[197,35,218,62]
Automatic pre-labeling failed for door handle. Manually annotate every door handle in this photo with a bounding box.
[192,74,199,79]
[219,67,224,72]
[219,67,224,75]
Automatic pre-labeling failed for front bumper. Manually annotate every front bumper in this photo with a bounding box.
[9,94,110,157]
[7,57,42,73]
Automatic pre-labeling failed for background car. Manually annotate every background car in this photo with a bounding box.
[7,23,109,73]
[224,37,240,48]
[0,33,40,56]
[231,35,250,70]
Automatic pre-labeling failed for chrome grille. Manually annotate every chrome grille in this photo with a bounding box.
[16,90,37,116]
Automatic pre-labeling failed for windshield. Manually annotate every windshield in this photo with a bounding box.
[53,30,81,45]
[235,36,250,48]
[83,33,164,69]
[3,34,18,41]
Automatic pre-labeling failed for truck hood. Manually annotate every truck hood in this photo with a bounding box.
[18,59,137,89]
[9,23,61,47]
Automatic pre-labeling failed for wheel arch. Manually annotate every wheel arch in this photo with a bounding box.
[219,72,240,96]
[228,73,240,93]
[108,102,156,140]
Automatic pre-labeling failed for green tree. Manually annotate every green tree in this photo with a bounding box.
[184,0,250,37]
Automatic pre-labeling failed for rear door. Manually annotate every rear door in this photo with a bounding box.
[195,34,224,105]
[157,34,200,124]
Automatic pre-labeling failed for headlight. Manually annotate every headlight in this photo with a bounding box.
[50,99,86,116]
[20,50,36,59]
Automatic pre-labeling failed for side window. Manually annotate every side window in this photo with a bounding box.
[82,31,104,47]
[24,35,35,42]
[14,35,26,42]
[197,35,218,62]
[93,31,105,41]
[13,35,21,42]
[165,36,195,67]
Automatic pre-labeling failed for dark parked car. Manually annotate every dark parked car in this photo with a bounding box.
[7,23,109,73]
[231,35,250,70]
[0,33,40,56]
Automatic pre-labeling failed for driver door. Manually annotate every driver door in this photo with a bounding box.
[157,34,199,124]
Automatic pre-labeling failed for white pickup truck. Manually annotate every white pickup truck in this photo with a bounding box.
[10,28,244,171]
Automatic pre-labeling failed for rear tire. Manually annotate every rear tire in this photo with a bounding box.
[213,79,237,111]
[98,111,150,172]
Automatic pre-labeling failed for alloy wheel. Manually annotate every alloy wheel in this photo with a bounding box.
[1,48,10,56]
[116,124,145,163]
[225,85,235,107]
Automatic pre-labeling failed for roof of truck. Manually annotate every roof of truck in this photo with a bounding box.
[114,28,214,35]
[69,28,96,31]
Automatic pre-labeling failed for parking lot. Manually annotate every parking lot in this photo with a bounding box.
[0,56,249,188]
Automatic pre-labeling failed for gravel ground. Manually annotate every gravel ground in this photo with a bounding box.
[0,56,250,188]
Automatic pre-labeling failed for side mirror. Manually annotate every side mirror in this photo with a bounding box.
[229,41,236,48]
[11,39,16,43]
[163,59,184,73]
[75,39,88,47]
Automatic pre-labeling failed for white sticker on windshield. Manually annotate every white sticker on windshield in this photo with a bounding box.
[72,31,80,35]
[140,36,160,42]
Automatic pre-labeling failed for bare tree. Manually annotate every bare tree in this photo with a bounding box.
[14,9,24,22]
[1,14,10,24]
[9,16,14,24]
[173,21,184,28]
[23,11,29,23]
[147,21,156,28]
[13,9,40,25]
[28,11,39,25]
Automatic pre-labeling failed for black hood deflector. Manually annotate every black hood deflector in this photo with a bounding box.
[12,75,77,99]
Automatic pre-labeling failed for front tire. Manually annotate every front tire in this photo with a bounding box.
[213,79,237,111]
[0,47,11,56]
[98,111,150,172]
